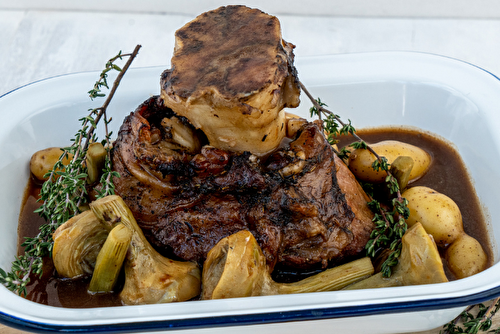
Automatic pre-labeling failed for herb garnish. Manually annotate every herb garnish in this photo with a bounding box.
[439,297,500,334]
[0,45,141,296]
[300,82,409,277]
[440,297,500,334]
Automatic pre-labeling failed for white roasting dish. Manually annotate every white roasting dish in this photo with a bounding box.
[1,51,500,334]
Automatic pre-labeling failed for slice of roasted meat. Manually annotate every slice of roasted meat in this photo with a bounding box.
[160,5,300,155]
[112,97,374,272]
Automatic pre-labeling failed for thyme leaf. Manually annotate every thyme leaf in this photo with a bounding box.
[0,45,141,295]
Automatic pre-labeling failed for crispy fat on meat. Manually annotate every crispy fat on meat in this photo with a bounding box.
[160,5,300,155]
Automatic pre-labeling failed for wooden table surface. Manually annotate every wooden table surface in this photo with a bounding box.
[2,2,500,334]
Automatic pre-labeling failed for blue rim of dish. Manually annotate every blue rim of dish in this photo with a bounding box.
[1,284,500,333]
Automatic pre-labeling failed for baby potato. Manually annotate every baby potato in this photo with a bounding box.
[30,147,72,182]
[445,233,487,279]
[347,140,431,183]
[402,186,463,247]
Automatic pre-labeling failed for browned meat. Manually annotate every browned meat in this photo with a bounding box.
[160,5,300,155]
[112,97,374,271]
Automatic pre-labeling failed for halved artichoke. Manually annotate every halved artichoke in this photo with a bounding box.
[344,222,448,290]
[90,195,201,304]
[52,210,114,278]
[202,230,374,299]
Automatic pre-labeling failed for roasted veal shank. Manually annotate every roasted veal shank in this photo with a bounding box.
[111,97,374,272]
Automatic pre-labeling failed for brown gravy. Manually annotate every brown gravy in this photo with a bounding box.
[17,126,492,308]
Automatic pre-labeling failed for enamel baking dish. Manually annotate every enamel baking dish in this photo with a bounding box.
[1,51,499,333]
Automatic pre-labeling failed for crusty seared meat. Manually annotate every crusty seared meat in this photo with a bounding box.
[160,5,300,155]
[112,97,374,271]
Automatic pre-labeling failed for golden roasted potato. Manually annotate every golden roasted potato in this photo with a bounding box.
[445,233,488,279]
[403,186,463,247]
[30,147,72,182]
[347,140,431,183]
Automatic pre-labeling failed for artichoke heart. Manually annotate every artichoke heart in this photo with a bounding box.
[344,222,448,290]
[90,195,201,304]
[52,210,114,278]
[202,230,374,300]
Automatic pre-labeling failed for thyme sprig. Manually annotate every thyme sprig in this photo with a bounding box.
[89,50,127,100]
[0,45,141,296]
[441,297,500,334]
[300,81,408,277]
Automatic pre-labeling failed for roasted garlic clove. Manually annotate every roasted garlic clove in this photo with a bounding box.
[161,116,201,154]
[278,151,306,177]
[285,112,307,139]
[90,195,201,304]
